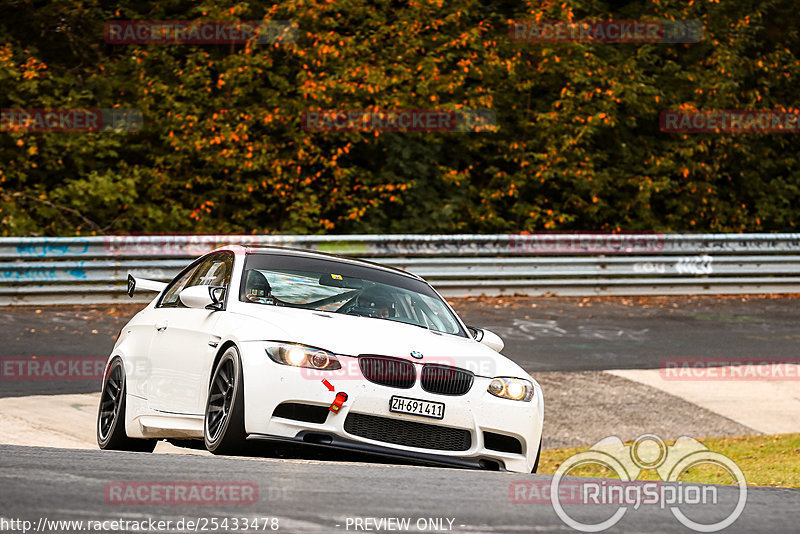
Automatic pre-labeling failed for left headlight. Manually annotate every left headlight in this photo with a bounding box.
[487,377,535,402]
[265,342,342,370]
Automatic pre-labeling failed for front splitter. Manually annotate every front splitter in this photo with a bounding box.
[246,431,507,471]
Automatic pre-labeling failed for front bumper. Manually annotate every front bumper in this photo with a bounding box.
[238,341,544,473]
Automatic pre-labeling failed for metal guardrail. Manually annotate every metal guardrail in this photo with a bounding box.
[1,234,800,304]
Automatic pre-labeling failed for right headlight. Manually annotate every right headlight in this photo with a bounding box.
[265,342,342,370]
[487,377,535,402]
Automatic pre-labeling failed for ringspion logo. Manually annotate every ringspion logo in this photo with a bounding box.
[511,480,669,505]
[543,434,747,532]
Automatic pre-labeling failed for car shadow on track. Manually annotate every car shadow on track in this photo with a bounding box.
[166,438,450,469]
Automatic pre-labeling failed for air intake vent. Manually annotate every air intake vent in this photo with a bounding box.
[420,364,474,396]
[483,431,523,454]
[272,402,329,424]
[358,356,416,389]
[344,412,472,451]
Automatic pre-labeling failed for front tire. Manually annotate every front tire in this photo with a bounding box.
[204,346,247,454]
[97,357,157,452]
[531,439,542,473]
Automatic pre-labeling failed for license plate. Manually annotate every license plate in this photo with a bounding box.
[389,395,445,420]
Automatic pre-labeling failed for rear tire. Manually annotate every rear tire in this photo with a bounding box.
[204,346,247,454]
[97,358,157,452]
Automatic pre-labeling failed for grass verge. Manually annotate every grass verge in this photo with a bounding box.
[538,433,800,488]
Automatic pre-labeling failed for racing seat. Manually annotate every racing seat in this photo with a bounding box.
[244,270,273,303]
[351,287,396,318]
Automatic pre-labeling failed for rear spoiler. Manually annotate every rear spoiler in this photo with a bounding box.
[127,274,167,298]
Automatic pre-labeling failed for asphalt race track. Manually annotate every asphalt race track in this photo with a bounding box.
[3,295,800,396]
[454,295,800,372]
[1,444,798,533]
[1,296,799,533]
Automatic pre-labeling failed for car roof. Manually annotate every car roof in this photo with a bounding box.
[241,245,424,281]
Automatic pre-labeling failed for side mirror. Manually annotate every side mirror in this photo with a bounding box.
[180,285,225,311]
[467,326,504,352]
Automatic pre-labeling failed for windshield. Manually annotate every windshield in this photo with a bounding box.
[239,253,466,337]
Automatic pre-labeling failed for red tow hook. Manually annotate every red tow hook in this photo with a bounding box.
[329,392,348,414]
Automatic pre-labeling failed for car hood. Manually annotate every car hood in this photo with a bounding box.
[228,304,526,378]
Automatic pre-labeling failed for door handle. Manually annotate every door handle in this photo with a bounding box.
[155,321,168,332]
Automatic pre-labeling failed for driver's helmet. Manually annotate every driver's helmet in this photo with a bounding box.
[244,270,274,304]
[357,287,395,318]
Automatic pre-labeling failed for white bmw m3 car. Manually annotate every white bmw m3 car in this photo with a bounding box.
[97,245,544,472]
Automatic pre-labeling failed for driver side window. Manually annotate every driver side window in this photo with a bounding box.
[159,253,234,308]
